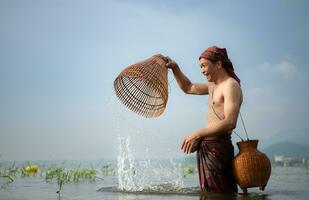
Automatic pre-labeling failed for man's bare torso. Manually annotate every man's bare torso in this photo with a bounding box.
[206,79,243,135]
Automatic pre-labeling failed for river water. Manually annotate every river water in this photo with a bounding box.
[1,156,309,200]
[1,137,309,200]
[0,164,308,200]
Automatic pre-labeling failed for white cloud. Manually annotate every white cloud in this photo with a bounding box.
[247,87,273,98]
[257,60,297,78]
[257,62,271,71]
[275,60,297,75]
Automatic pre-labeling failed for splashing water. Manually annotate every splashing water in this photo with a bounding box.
[117,135,183,192]
[110,94,184,193]
[117,136,137,191]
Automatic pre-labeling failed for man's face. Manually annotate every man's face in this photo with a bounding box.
[199,58,217,82]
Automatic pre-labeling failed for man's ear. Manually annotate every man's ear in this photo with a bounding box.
[216,60,223,69]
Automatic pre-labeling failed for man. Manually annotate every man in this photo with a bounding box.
[164,46,242,194]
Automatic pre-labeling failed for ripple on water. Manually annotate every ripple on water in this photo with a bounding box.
[98,185,273,200]
[98,185,200,195]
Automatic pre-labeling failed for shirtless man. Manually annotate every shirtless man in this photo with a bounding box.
[164,46,242,194]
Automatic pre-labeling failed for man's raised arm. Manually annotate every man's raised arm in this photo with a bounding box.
[164,56,209,95]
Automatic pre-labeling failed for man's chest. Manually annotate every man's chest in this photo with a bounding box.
[210,87,225,106]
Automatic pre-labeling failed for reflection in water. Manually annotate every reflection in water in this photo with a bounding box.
[235,193,269,200]
[199,192,269,200]
[98,185,200,195]
[98,186,270,200]
[200,192,236,200]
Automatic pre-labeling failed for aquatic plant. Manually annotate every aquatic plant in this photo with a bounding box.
[21,162,39,177]
[180,164,196,178]
[102,164,111,176]
[24,164,38,173]
[0,162,18,187]
[45,165,101,194]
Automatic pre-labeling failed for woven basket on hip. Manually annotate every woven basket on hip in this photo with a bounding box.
[114,55,168,118]
[233,140,271,193]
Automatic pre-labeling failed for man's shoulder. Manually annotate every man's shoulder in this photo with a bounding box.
[223,78,242,96]
[224,78,243,103]
[224,77,241,89]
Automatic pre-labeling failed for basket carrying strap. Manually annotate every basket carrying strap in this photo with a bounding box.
[210,87,223,120]
[210,87,245,141]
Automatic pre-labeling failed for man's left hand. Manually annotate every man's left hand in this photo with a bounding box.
[181,131,201,154]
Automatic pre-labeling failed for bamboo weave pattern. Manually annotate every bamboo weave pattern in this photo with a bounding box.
[114,55,168,118]
[233,140,271,193]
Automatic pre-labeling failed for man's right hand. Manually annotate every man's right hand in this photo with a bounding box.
[157,54,178,70]
[164,56,178,70]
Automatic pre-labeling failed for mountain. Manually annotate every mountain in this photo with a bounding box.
[263,128,309,148]
[262,142,309,159]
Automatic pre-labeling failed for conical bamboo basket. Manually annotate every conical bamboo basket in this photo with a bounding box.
[114,55,168,118]
[233,140,271,194]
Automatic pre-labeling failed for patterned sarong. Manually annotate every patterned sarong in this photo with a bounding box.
[196,134,238,194]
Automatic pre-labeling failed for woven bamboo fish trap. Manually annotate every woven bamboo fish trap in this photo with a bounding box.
[113,55,168,118]
[233,140,271,194]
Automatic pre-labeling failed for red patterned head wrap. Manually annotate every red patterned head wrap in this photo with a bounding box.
[199,46,240,84]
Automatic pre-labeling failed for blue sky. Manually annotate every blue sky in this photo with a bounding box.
[1,0,308,160]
